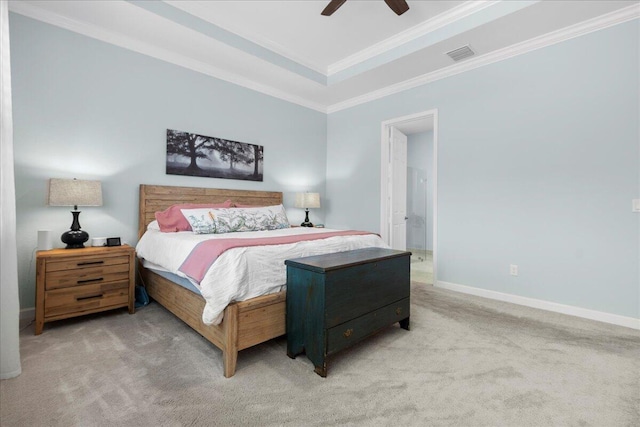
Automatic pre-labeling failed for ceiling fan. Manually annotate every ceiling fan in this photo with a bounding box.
[321,0,410,16]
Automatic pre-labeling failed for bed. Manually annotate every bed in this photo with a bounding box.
[136,184,386,377]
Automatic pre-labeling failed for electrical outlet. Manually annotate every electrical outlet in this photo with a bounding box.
[510,264,518,276]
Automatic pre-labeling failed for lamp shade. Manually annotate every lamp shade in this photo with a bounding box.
[47,178,102,249]
[294,192,320,209]
[48,178,103,208]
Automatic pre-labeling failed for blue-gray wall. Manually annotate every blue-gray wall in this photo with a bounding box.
[326,21,639,319]
[10,14,327,309]
[10,12,639,320]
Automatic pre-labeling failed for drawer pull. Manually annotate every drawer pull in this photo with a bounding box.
[77,260,104,266]
[396,307,402,315]
[343,328,353,338]
[76,293,103,301]
[77,277,104,284]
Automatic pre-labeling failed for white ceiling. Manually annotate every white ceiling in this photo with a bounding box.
[9,1,640,113]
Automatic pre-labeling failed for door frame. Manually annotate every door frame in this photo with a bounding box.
[380,109,438,282]
[389,126,408,250]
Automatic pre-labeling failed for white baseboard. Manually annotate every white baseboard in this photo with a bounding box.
[19,308,35,330]
[20,307,34,321]
[0,367,22,380]
[19,284,640,331]
[435,281,640,330]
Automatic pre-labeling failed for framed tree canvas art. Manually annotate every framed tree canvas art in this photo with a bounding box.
[166,129,264,182]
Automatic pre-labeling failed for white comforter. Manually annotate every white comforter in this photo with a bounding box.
[135,225,388,325]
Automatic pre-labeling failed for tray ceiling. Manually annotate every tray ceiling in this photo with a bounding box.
[9,1,640,112]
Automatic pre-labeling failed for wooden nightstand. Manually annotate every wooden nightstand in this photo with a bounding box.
[35,245,136,335]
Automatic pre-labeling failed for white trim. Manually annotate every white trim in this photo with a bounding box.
[381,110,438,283]
[9,1,639,114]
[164,0,499,77]
[432,113,438,285]
[19,307,34,329]
[8,1,328,113]
[327,1,499,75]
[169,6,329,76]
[327,3,640,113]
[0,367,22,380]
[380,124,390,245]
[17,307,33,338]
[435,281,640,330]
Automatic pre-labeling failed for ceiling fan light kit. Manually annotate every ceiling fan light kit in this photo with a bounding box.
[322,0,410,16]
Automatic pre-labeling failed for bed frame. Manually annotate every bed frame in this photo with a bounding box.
[138,184,286,378]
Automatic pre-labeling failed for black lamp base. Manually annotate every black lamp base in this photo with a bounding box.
[62,210,89,249]
[300,209,314,227]
[61,230,89,249]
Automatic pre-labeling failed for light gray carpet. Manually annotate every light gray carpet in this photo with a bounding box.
[2,283,639,426]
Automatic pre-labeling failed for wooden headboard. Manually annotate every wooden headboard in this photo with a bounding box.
[138,184,283,239]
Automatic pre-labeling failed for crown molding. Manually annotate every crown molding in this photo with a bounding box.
[215,27,329,76]
[9,1,639,115]
[165,1,500,78]
[9,1,327,113]
[327,1,499,76]
[133,0,328,84]
[165,2,329,76]
[327,3,640,113]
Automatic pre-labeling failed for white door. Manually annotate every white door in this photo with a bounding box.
[390,127,408,250]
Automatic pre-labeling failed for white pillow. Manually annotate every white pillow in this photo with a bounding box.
[147,220,160,231]
[181,205,290,234]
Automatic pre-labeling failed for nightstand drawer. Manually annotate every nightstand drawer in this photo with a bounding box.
[45,281,130,318]
[45,263,131,290]
[45,254,129,273]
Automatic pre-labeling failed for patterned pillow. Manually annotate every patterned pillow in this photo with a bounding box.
[181,205,290,234]
[155,201,232,232]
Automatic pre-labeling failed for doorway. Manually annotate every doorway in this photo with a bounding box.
[380,110,437,285]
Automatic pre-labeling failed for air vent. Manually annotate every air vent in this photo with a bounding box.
[446,45,475,62]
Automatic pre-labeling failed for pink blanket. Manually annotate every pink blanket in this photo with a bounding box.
[179,230,374,283]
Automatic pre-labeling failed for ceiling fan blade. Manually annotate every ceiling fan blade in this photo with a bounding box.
[321,0,347,16]
[384,0,409,16]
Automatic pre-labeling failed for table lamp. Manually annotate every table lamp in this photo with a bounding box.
[48,178,103,249]
[294,192,320,227]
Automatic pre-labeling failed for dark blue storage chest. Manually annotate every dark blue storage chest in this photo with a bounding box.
[285,247,411,377]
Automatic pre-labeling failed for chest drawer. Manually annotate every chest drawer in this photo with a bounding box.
[327,297,410,355]
[324,256,409,328]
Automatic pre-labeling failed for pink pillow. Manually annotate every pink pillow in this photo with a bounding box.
[155,201,232,232]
